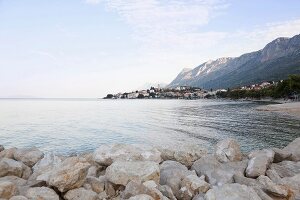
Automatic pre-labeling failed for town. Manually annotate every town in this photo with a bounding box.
[104,75,300,100]
[104,85,224,99]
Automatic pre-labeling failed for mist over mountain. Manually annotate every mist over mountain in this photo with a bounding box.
[169,34,300,89]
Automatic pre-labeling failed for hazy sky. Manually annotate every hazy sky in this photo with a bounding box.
[1,0,300,97]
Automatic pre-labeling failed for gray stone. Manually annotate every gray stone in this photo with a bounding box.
[0,148,17,160]
[160,160,195,198]
[191,155,247,186]
[32,152,62,182]
[14,147,44,167]
[64,187,98,200]
[0,181,16,199]
[121,180,164,200]
[0,158,30,177]
[9,196,28,200]
[214,139,242,163]
[233,174,260,187]
[93,144,161,166]
[47,157,90,192]
[105,161,160,186]
[128,194,155,200]
[181,174,210,196]
[157,185,176,200]
[26,187,59,200]
[85,176,104,193]
[246,149,274,178]
[257,175,288,197]
[283,137,300,161]
[270,161,300,178]
[204,183,261,200]
[0,145,4,152]
[0,176,27,187]
[158,144,207,167]
[272,148,292,163]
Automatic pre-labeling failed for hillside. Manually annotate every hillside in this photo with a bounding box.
[169,34,300,89]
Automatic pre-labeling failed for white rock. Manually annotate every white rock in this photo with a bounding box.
[85,176,104,193]
[181,174,210,195]
[159,144,207,167]
[105,161,160,186]
[204,183,261,200]
[214,139,242,163]
[160,160,196,199]
[33,153,62,183]
[0,158,31,179]
[257,175,288,197]
[26,187,59,200]
[246,149,274,178]
[191,155,247,186]
[47,157,90,192]
[14,147,44,167]
[128,194,155,200]
[93,144,161,166]
[9,196,28,200]
[0,148,17,159]
[283,137,300,161]
[64,187,98,200]
[0,181,16,199]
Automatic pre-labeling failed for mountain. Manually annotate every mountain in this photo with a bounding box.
[168,34,300,89]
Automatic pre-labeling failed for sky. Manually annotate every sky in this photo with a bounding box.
[1,0,300,98]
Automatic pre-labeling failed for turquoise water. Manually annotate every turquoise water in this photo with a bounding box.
[0,99,299,155]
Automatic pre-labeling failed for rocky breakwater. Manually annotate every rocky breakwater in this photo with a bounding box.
[0,138,299,200]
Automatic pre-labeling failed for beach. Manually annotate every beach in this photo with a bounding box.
[257,102,300,118]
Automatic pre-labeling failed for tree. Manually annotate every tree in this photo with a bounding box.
[105,94,114,99]
[137,94,145,99]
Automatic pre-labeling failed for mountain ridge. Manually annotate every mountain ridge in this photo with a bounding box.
[168,34,300,89]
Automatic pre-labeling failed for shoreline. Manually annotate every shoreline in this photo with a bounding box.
[1,138,300,200]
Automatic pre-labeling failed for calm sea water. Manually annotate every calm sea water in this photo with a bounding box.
[0,99,299,155]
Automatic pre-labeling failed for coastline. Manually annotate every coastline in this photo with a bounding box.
[256,101,300,118]
[1,138,300,200]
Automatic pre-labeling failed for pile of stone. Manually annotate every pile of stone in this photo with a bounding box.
[0,137,299,200]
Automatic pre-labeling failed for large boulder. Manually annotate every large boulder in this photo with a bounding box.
[283,137,300,161]
[84,176,105,194]
[0,148,17,159]
[160,160,195,198]
[204,183,261,200]
[105,161,160,186]
[0,181,16,199]
[257,175,288,198]
[0,158,31,179]
[25,187,59,200]
[121,180,164,200]
[0,145,4,152]
[14,147,44,167]
[191,155,247,186]
[93,144,161,166]
[64,187,98,200]
[9,196,28,200]
[46,157,90,192]
[272,148,292,163]
[0,176,27,187]
[214,139,242,163]
[128,194,155,200]
[181,174,210,197]
[245,149,274,178]
[158,144,207,167]
[32,152,62,182]
[270,161,300,178]
[157,185,176,200]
